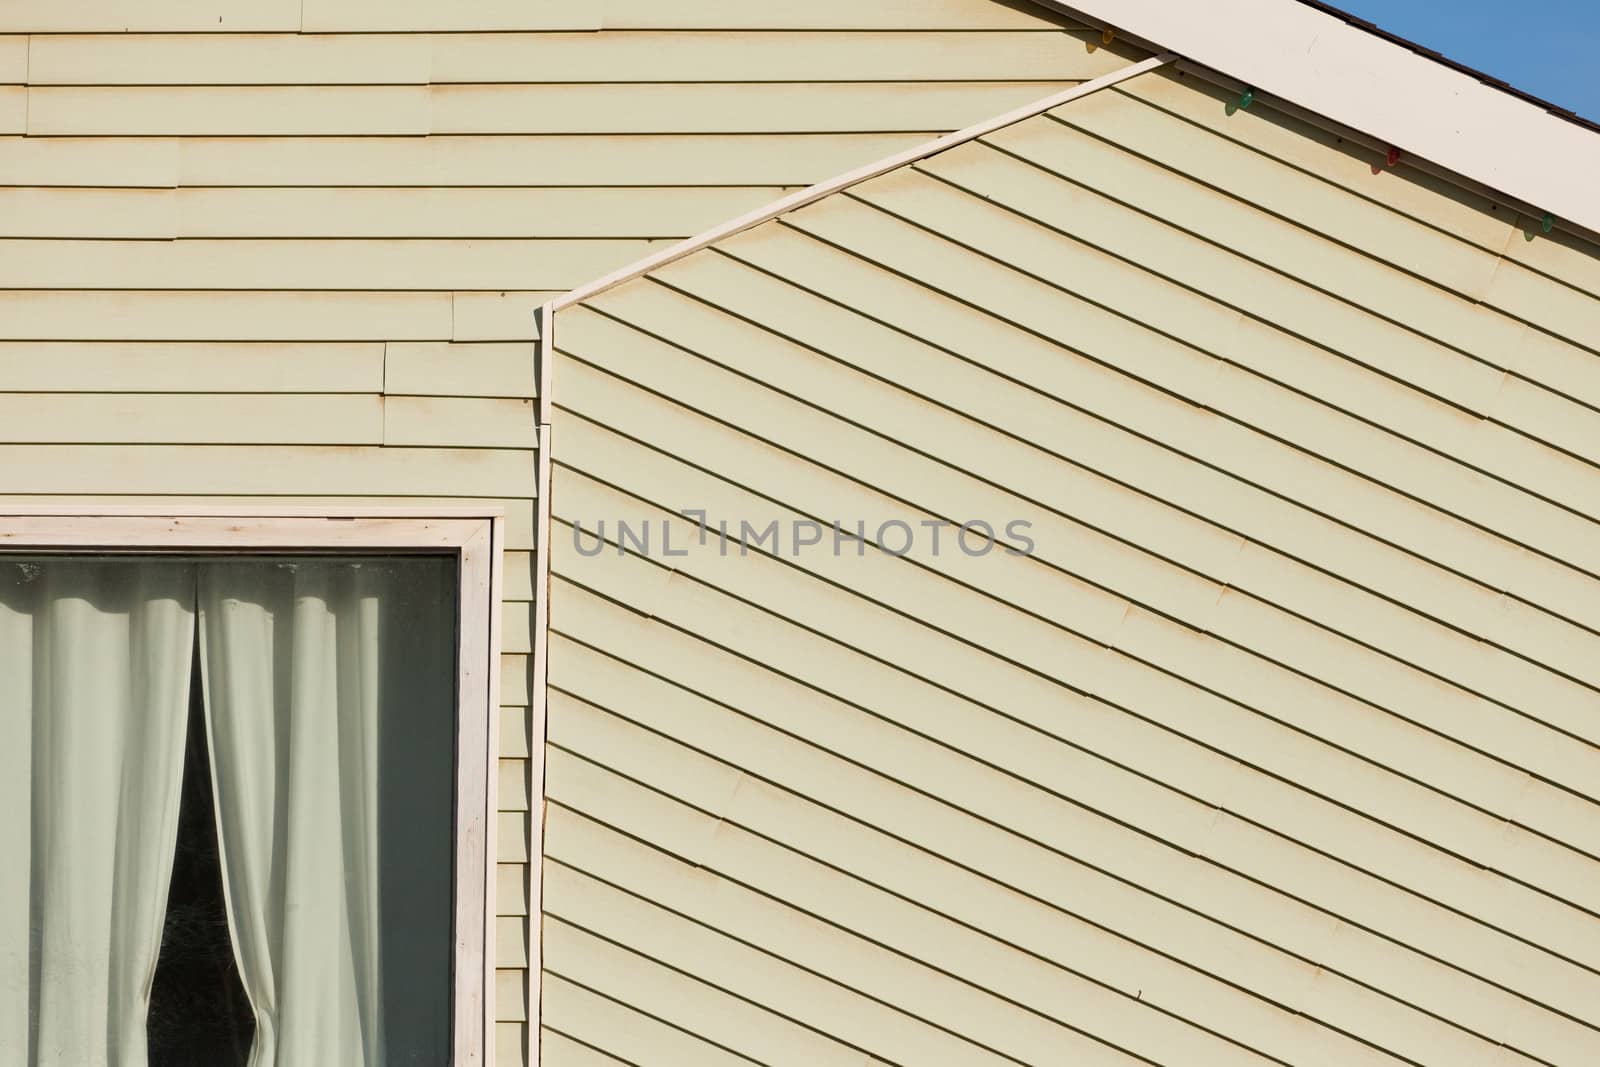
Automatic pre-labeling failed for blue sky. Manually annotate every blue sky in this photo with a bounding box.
[1328,0,1600,121]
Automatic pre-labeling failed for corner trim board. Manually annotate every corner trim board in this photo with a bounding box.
[526,303,556,1066]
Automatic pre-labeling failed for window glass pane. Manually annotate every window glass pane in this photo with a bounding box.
[2,554,458,1066]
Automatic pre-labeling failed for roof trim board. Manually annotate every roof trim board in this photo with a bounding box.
[1288,0,1598,131]
[550,51,1176,312]
[1036,0,1600,237]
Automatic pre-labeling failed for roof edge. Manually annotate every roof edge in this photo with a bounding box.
[1033,0,1600,238]
[551,51,1175,313]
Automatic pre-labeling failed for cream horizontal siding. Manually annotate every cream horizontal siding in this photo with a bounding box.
[0,2,1103,1062]
[0,87,23,133]
[30,82,1090,136]
[1,0,597,35]
[0,0,303,33]
[28,30,1127,84]
[0,137,179,185]
[0,290,458,339]
[0,393,384,443]
[0,36,26,80]
[0,187,799,239]
[598,0,1070,30]
[0,445,533,494]
[0,134,939,187]
[298,0,595,34]
[0,342,385,391]
[546,66,1600,1065]
[386,342,537,399]
[0,238,664,289]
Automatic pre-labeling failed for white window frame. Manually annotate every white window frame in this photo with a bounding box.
[0,505,505,1067]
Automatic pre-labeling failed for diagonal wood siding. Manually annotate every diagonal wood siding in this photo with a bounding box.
[0,2,1119,1061]
[548,65,1600,1066]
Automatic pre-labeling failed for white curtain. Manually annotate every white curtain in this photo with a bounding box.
[0,559,197,1067]
[197,559,453,1067]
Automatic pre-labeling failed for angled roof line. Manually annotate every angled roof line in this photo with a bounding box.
[550,51,1175,313]
[1031,0,1600,238]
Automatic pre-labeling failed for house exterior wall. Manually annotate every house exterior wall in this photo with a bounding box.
[0,3,1127,1062]
[547,65,1600,1064]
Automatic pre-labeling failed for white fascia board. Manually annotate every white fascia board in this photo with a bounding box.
[1051,0,1600,236]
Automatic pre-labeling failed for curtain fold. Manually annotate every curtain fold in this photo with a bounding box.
[0,560,196,1067]
[198,559,453,1067]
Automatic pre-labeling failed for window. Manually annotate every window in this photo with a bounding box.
[0,511,502,1067]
